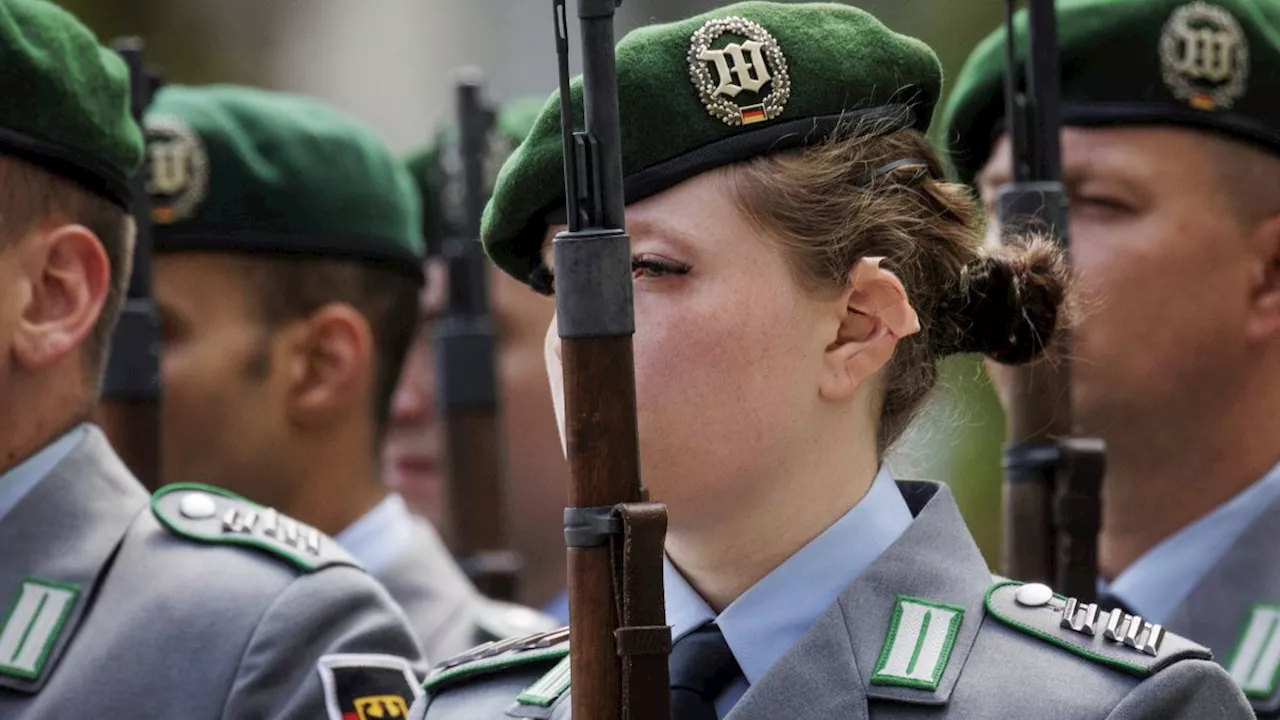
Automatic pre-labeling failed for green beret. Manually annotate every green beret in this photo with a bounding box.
[941,0,1280,185]
[405,95,546,257]
[0,0,143,208]
[482,1,943,285]
[146,85,424,282]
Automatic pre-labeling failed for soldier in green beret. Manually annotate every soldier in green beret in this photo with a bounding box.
[388,97,575,623]
[941,1,1280,715]
[145,84,551,668]
[0,2,425,718]
[408,2,1253,718]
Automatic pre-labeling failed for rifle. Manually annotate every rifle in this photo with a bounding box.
[551,0,671,717]
[437,71,522,602]
[997,0,1103,601]
[99,38,163,492]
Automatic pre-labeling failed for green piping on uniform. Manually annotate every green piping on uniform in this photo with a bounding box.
[150,482,342,573]
[0,577,81,680]
[984,580,1147,676]
[871,594,965,691]
[516,655,572,707]
[1225,602,1280,699]
[424,646,570,694]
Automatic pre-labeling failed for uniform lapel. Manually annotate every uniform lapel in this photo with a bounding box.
[0,427,148,693]
[1164,490,1280,716]
[726,481,992,720]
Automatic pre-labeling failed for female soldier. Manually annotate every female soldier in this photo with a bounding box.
[411,2,1253,718]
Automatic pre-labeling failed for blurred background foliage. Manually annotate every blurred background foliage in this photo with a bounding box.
[60,0,1012,564]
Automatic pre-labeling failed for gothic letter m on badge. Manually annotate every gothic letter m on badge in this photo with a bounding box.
[699,40,771,98]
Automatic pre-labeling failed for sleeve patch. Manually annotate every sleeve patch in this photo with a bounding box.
[317,653,421,720]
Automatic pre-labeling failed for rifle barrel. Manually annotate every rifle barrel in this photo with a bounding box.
[439,74,520,601]
[998,0,1102,601]
[553,1,670,717]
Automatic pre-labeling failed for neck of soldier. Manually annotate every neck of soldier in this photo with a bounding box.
[1097,365,1280,582]
[284,420,388,538]
[664,408,881,613]
[1,366,90,475]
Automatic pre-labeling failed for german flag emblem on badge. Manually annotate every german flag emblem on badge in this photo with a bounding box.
[318,654,420,720]
[739,104,768,124]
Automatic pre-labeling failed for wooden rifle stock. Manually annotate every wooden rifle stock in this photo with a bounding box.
[98,38,163,492]
[552,0,672,717]
[998,0,1103,601]
[438,73,521,601]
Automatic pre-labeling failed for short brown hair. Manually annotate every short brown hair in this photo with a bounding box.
[239,257,420,442]
[0,155,134,385]
[726,120,1068,453]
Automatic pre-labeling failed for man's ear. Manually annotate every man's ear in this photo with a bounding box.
[285,303,374,429]
[820,258,920,401]
[1246,214,1280,342]
[12,224,110,370]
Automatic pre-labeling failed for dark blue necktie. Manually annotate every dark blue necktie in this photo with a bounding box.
[669,623,743,720]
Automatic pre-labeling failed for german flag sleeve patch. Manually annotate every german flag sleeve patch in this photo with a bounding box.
[317,653,421,720]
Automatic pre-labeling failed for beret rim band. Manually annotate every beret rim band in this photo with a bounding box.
[1059,101,1280,156]
[0,125,132,210]
[153,228,426,285]
[622,104,919,207]
[976,101,1280,183]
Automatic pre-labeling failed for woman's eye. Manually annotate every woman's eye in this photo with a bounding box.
[530,255,690,295]
[631,254,691,280]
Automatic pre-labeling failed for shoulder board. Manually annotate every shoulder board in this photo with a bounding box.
[984,580,1212,678]
[424,627,569,695]
[473,600,560,645]
[150,483,361,573]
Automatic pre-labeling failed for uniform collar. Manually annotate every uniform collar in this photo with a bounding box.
[0,424,87,524]
[335,493,414,576]
[664,465,913,689]
[727,480,994,719]
[1104,458,1280,625]
[0,426,148,693]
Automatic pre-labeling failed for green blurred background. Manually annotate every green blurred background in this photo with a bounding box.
[58,0,1012,565]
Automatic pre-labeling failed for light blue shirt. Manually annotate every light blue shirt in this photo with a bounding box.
[336,492,415,576]
[1100,459,1280,624]
[543,588,570,625]
[0,424,87,524]
[663,466,913,718]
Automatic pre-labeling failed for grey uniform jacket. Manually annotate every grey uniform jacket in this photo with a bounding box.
[1164,488,1280,718]
[375,513,558,661]
[409,481,1253,719]
[0,427,427,719]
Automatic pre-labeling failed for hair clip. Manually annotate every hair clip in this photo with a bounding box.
[853,157,932,187]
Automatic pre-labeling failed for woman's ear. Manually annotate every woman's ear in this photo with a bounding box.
[820,257,919,401]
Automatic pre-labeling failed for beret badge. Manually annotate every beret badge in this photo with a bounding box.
[1160,1,1250,111]
[145,115,210,225]
[687,16,791,126]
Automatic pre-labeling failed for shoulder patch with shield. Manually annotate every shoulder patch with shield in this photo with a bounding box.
[317,653,421,720]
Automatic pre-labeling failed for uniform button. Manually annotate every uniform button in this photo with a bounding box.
[1015,582,1054,607]
[179,492,218,520]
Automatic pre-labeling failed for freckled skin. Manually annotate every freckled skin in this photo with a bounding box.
[543,169,834,535]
